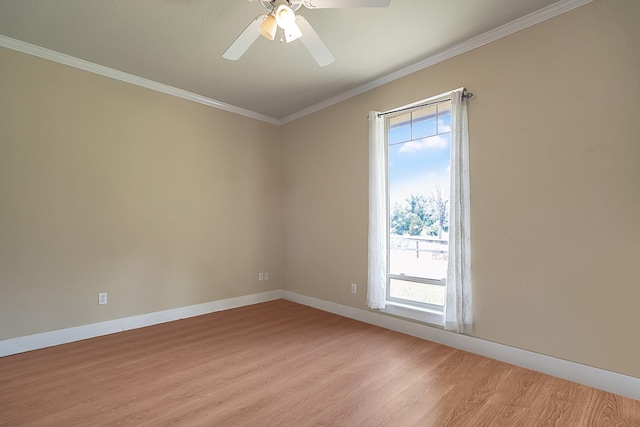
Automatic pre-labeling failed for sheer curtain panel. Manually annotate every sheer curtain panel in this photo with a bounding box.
[367,111,387,309]
[445,89,473,333]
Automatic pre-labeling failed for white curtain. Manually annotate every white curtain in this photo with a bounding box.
[445,89,473,333]
[367,111,387,309]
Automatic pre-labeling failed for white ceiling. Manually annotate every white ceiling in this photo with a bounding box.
[0,0,576,122]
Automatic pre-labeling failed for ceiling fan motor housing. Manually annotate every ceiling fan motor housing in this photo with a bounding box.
[259,0,303,13]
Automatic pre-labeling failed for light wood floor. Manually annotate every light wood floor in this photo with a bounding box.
[1,300,638,426]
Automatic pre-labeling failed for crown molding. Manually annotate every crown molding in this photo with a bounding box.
[279,0,593,124]
[1,0,591,126]
[0,35,281,126]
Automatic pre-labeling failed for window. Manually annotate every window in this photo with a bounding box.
[368,88,472,331]
[387,98,451,315]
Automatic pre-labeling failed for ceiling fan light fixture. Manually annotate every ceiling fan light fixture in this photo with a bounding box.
[259,14,277,40]
[225,0,391,64]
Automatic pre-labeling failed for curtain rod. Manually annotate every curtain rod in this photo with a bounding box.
[377,89,474,118]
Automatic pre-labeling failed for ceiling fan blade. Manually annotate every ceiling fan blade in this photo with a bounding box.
[222,15,267,60]
[296,16,334,67]
[301,0,390,9]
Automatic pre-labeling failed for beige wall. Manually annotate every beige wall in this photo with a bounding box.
[282,0,640,378]
[0,48,283,339]
[1,0,639,380]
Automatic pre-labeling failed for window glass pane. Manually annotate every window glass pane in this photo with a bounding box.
[437,102,451,133]
[389,278,445,306]
[389,113,411,145]
[388,236,448,279]
[411,104,437,140]
[388,101,451,287]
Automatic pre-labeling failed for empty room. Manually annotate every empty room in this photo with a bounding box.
[1,0,639,425]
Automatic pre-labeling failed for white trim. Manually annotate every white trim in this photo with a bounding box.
[279,0,593,124]
[1,0,591,125]
[0,290,284,357]
[0,35,281,126]
[3,287,637,401]
[282,291,640,401]
[382,301,444,327]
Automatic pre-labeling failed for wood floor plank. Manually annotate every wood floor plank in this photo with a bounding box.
[1,299,638,426]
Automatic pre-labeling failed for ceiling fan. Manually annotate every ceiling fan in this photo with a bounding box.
[223,0,391,67]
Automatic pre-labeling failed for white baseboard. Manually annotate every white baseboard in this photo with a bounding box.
[0,290,284,357]
[282,291,640,401]
[2,289,638,401]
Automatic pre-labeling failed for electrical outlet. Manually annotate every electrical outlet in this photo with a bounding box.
[351,283,357,294]
[264,272,270,280]
[259,272,265,281]
[98,292,108,305]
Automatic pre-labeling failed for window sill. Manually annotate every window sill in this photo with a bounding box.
[382,301,444,327]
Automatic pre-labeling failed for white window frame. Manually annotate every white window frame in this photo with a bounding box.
[369,87,471,332]
[381,92,453,327]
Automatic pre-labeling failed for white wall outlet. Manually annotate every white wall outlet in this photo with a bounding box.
[264,272,270,281]
[98,292,108,305]
[351,283,357,294]
[259,272,265,281]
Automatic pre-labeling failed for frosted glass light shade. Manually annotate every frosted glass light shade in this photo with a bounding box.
[275,5,296,28]
[260,14,277,40]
